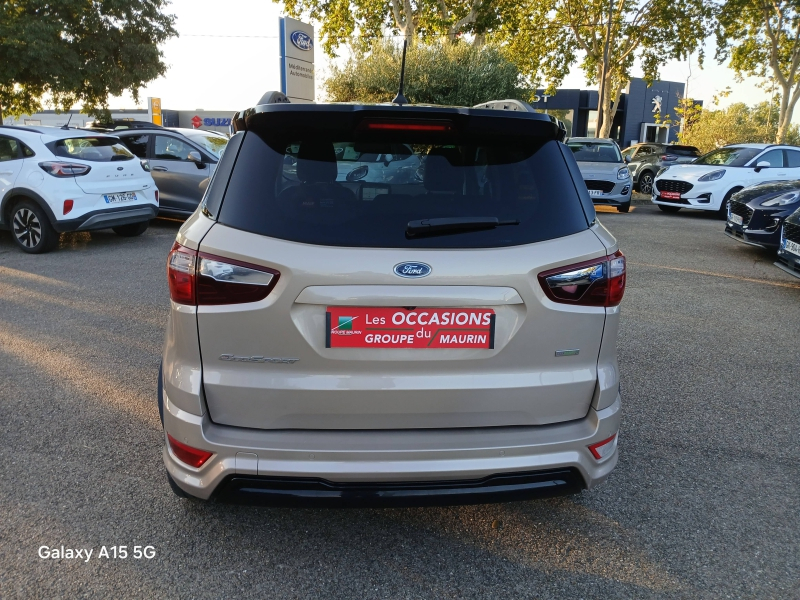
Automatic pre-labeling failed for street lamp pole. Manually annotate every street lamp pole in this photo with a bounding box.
[596,0,614,138]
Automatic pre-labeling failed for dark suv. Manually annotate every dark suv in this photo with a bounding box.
[621,143,700,194]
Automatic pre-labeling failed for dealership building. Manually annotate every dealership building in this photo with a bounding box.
[3,77,691,147]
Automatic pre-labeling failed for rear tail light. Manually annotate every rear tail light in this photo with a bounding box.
[63,200,74,215]
[538,251,626,307]
[39,161,91,177]
[167,242,280,305]
[588,433,618,460]
[359,119,454,132]
[140,159,151,172]
[167,434,213,468]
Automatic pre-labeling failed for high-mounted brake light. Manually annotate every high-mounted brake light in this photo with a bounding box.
[538,251,626,307]
[167,434,213,468]
[39,161,91,177]
[588,433,618,460]
[360,119,453,132]
[167,242,280,306]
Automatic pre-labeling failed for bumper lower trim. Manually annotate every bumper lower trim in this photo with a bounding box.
[212,468,585,507]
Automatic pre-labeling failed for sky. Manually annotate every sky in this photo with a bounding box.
[108,0,778,118]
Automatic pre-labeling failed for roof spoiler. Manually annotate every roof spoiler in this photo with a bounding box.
[231,91,291,134]
[473,99,567,141]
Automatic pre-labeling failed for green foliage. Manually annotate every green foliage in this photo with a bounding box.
[324,41,524,106]
[280,0,494,55]
[0,0,177,119]
[489,0,714,136]
[677,101,800,153]
[716,0,800,142]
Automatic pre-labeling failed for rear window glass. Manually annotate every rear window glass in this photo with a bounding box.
[47,137,135,162]
[217,132,589,248]
[667,146,699,156]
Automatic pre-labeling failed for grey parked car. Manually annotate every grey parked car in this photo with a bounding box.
[621,143,700,195]
[566,137,632,212]
[116,128,229,217]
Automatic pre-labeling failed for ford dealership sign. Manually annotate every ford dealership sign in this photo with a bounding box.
[290,30,313,51]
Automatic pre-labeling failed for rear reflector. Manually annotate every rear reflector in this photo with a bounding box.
[538,251,626,307]
[63,200,74,215]
[588,434,618,460]
[167,434,213,468]
[167,242,280,305]
[155,190,159,205]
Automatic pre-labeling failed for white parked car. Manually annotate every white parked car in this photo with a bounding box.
[652,144,800,217]
[0,125,159,253]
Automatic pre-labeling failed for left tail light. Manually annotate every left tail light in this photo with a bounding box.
[167,242,280,305]
[538,251,626,307]
[39,161,91,177]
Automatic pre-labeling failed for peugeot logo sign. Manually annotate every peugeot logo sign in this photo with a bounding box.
[290,30,313,51]
[394,262,432,278]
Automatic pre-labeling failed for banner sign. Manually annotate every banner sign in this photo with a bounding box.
[326,307,496,349]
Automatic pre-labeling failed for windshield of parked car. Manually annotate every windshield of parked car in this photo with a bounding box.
[216,132,590,249]
[185,133,229,159]
[47,137,135,162]
[567,141,622,163]
[694,147,762,166]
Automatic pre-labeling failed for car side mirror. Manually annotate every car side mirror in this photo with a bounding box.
[624,155,631,163]
[754,161,771,172]
[188,151,205,168]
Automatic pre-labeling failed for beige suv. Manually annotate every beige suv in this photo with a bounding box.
[160,98,625,506]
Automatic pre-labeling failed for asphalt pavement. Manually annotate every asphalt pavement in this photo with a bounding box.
[0,205,798,599]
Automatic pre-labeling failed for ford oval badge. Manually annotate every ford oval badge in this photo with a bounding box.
[290,30,313,51]
[394,262,431,278]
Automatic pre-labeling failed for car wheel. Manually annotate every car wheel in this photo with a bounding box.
[718,188,741,220]
[638,172,654,195]
[112,221,149,237]
[658,204,681,213]
[10,200,59,254]
[617,202,631,213]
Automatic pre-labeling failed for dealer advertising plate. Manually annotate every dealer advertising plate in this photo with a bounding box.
[326,307,496,349]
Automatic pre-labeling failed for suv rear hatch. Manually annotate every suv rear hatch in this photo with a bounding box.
[189,106,616,430]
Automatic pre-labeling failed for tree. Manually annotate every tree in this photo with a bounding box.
[490,0,714,137]
[716,0,800,143]
[0,0,177,120]
[279,0,494,54]
[675,101,800,152]
[325,41,524,105]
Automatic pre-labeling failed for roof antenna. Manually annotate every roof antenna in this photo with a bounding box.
[392,40,409,106]
[61,113,73,130]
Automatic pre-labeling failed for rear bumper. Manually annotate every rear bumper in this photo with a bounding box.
[55,204,158,232]
[163,391,621,504]
[213,469,584,507]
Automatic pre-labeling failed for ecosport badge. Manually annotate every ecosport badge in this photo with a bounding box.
[393,262,432,278]
[219,354,299,364]
[290,30,313,51]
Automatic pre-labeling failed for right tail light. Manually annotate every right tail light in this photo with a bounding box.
[167,242,280,306]
[538,251,626,307]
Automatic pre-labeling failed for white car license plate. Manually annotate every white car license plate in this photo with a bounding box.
[588,189,603,196]
[729,213,743,225]
[104,192,137,204]
[785,238,800,257]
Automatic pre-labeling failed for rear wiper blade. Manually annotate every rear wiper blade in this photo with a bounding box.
[406,217,519,238]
